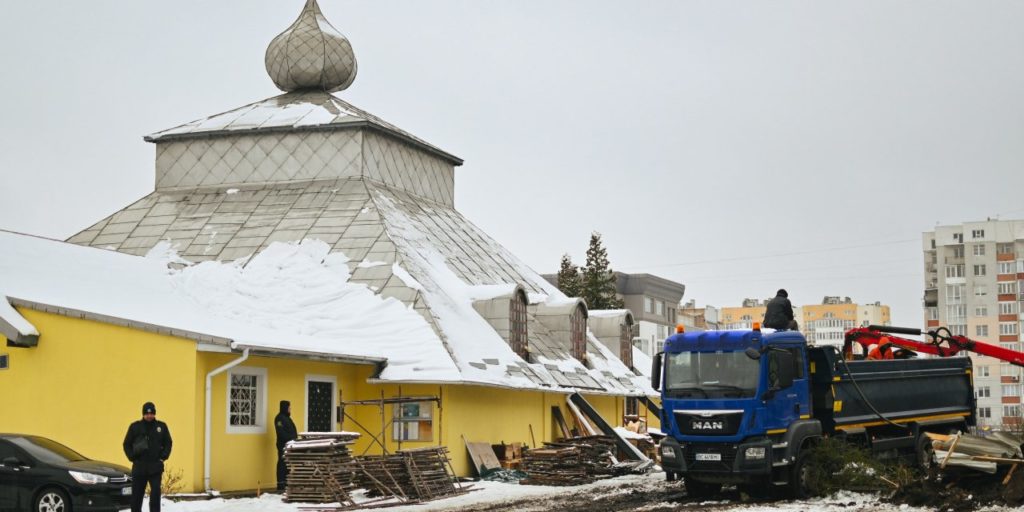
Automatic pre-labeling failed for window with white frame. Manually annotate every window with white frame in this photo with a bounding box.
[1002,363,1017,377]
[974,285,988,297]
[950,324,967,336]
[1002,342,1019,352]
[946,284,964,303]
[1004,405,1021,418]
[656,300,664,316]
[999,282,1018,295]
[1019,259,1024,272]
[1000,302,1018,315]
[972,229,985,239]
[644,297,653,314]
[1004,385,1021,397]
[977,325,989,337]
[927,308,939,320]
[977,386,991,398]
[998,243,1014,255]
[979,366,990,377]
[974,264,987,277]
[976,305,989,316]
[946,304,966,322]
[1000,323,1018,335]
[227,367,267,434]
[979,407,991,418]
[999,262,1016,275]
[953,234,964,244]
[392,401,433,441]
[974,244,986,256]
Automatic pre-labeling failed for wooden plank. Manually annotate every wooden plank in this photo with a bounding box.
[551,406,571,439]
[462,437,501,476]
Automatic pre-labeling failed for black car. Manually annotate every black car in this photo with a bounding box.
[0,434,132,512]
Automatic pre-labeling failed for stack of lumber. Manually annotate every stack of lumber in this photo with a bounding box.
[352,447,464,503]
[521,435,627,485]
[283,433,360,504]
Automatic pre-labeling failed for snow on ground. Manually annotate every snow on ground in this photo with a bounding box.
[152,472,1022,512]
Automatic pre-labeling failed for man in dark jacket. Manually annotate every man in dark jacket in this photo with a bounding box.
[763,289,796,330]
[275,400,298,491]
[123,402,172,512]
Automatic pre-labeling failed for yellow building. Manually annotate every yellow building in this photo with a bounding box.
[720,296,891,348]
[0,1,654,494]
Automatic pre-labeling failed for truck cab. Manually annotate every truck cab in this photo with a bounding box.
[653,327,819,497]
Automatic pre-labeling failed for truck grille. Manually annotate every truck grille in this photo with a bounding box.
[684,444,738,472]
[675,411,744,436]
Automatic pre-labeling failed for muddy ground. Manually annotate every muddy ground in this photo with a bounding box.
[442,471,1024,512]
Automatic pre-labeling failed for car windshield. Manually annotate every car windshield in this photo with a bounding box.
[9,436,88,464]
[665,351,759,398]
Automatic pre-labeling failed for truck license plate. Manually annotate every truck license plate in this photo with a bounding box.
[695,453,721,461]
[122,487,132,496]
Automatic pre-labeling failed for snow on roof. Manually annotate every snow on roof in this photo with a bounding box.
[0,295,39,339]
[144,91,462,165]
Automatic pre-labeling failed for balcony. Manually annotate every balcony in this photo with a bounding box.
[923,288,938,308]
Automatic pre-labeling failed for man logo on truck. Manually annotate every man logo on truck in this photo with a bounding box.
[691,420,724,430]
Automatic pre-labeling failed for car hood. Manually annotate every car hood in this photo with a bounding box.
[62,459,131,477]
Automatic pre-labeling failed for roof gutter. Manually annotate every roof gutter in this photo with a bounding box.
[204,348,249,493]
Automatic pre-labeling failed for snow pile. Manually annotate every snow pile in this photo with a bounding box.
[164,239,460,381]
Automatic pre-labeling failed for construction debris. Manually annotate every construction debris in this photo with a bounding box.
[285,432,466,510]
[520,435,653,486]
[929,431,1024,474]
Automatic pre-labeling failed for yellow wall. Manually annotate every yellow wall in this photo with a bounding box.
[0,309,199,486]
[2,308,644,492]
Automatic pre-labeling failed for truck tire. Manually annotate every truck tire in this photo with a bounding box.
[665,470,677,482]
[788,450,814,499]
[684,477,722,499]
[916,433,935,471]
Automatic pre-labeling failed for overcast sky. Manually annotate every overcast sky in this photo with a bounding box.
[1,1,1023,329]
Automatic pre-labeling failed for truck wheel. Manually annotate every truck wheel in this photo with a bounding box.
[916,433,935,471]
[665,470,677,482]
[788,451,815,499]
[684,477,722,499]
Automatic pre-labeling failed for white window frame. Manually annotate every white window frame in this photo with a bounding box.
[227,366,268,434]
[656,300,664,316]
[974,285,988,297]
[974,264,987,277]
[998,282,1018,295]
[304,374,338,433]
[974,244,986,256]
[979,366,990,377]
[998,262,1016,275]
[644,297,653,314]
[975,305,988,316]
[977,325,989,337]
[1000,302,1018,315]
[977,386,991,398]
[1000,322,1018,335]
[972,229,985,239]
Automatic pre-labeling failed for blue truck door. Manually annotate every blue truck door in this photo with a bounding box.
[765,348,809,429]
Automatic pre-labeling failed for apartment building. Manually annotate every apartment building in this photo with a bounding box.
[923,219,1024,430]
[679,299,721,332]
[720,296,890,349]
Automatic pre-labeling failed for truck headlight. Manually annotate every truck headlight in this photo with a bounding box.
[69,470,109,484]
[660,446,677,459]
[744,447,766,460]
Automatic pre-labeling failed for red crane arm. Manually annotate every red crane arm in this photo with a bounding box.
[843,325,1024,367]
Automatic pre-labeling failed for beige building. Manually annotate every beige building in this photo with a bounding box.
[720,296,890,348]
[923,219,1024,430]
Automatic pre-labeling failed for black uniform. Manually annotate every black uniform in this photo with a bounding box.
[123,402,172,512]
[274,400,298,491]
[763,290,795,330]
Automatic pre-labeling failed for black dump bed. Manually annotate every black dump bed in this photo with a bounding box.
[807,346,975,434]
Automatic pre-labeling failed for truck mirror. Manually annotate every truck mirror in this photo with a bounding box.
[744,347,762,360]
[651,352,663,391]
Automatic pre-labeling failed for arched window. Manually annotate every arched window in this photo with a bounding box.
[510,290,529,359]
[571,304,587,361]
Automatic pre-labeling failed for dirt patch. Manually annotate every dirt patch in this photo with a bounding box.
[891,467,1024,512]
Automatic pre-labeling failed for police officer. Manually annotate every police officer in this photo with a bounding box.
[274,400,298,491]
[123,402,172,512]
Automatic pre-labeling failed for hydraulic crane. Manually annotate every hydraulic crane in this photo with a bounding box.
[843,324,1024,367]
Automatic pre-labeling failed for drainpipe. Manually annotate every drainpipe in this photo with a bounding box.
[204,348,249,492]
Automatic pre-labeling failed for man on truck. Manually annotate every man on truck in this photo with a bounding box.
[763,289,795,330]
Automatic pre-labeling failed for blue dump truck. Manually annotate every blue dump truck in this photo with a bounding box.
[652,326,975,498]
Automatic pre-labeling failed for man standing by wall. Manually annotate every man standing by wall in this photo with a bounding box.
[275,400,298,492]
[123,401,173,512]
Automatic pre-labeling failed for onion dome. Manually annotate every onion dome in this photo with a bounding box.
[265,0,358,93]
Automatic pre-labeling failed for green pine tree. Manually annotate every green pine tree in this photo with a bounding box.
[555,254,582,297]
[581,232,623,310]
